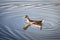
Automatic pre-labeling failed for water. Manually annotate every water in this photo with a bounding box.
[0,0,60,40]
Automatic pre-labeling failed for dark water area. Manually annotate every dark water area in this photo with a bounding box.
[0,0,60,40]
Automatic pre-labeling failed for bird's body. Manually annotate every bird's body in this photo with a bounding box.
[23,15,44,30]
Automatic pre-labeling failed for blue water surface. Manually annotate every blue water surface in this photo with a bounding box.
[0,0,60,40]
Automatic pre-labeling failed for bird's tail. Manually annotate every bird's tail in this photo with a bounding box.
[41,18,44,23]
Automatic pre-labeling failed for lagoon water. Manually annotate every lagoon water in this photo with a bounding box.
[0,0,60,40]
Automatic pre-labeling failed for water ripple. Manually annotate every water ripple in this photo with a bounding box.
[0,1,60,40]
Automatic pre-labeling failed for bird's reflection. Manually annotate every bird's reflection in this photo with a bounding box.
[23,23,30,30]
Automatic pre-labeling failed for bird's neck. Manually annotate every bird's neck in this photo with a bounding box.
[26,17,30,22]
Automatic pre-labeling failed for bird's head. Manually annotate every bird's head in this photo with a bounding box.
[25,15,29,18]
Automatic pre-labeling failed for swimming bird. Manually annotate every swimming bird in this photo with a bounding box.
[23,15,44,30]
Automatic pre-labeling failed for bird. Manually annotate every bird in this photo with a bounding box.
[23,15,44,30]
